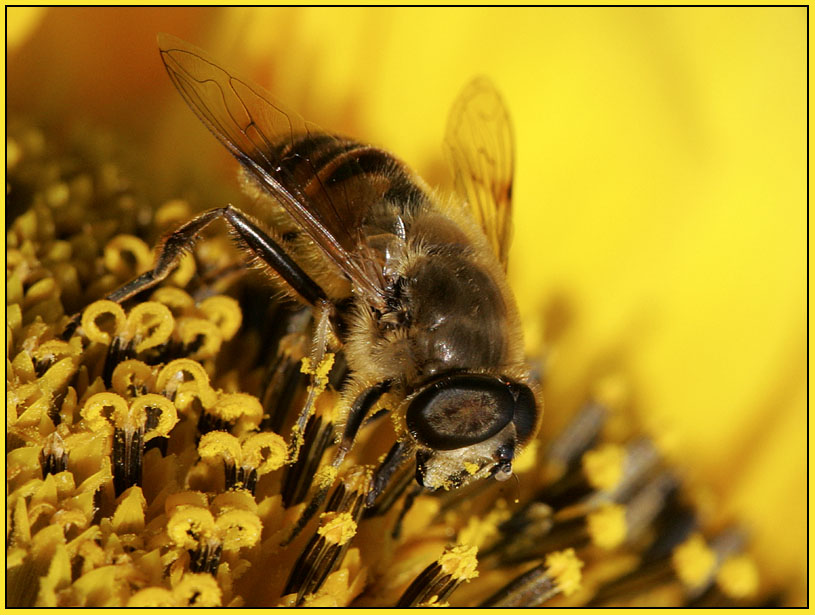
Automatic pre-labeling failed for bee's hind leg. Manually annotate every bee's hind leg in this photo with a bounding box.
[62,204,327,340]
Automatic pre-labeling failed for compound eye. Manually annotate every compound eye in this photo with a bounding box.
[510,382,538,444]
[406,374,515,450]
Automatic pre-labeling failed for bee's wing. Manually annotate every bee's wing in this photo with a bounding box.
[444,78,515,269]
[158,33,386,307]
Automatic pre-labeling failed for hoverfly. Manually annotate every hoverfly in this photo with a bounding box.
[70,33,540,529]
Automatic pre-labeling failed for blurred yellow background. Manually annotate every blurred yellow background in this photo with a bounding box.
[6,6,807,602]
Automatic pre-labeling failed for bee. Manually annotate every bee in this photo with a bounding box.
[74,33,540,517]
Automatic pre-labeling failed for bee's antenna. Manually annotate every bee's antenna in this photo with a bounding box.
[511,472,521,504]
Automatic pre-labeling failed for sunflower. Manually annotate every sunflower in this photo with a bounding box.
[6,6,806,607]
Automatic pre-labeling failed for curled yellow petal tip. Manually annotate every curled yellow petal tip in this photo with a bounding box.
[167,506,215,550]
[211,392,263,429]
[81,300,126,345]
[198,431,242,465]
[198,295,243,341]
[177,317,223,358]
[130,394,178,440]
[241,432,287,475]
[110,359,155,398]
[126,302,175,354]
[173,572,222,606]
[215,508,263,551]
[80,392,128,432]
[103,234,152,278]
[156,359,216,408]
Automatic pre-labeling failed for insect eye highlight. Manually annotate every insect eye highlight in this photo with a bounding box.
[406,374,516,450]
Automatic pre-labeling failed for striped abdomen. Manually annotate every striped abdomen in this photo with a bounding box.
[267,134,429,249]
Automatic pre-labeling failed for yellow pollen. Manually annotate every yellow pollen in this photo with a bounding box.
[153,198,192,230]
[317,511,357,546]
[545,548,584,597]
[166,506,215,551]
[586,503,627,550]
[80,392,129,432]
[314,465,339,489]
[128,587,178,607]
[672,533,716,588]
[716,554,759,599]
[582,443,625,491]
[156,358,217,408]
[110,359,155,398]
[463,462,479,475]
[150,286,195,311]
[439,545,479,581]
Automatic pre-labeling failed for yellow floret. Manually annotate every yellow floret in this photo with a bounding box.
[102,234,152,278]
[173,572,222,606]
[198,295,243,341]
[130,394,178,440]
[212,392,263,431]
[111,486,147,534]
[153,199,192,230]
[167,506,215,551]
[198,431,243,466]
[81,300,126,345]
[125,302,174,354]
[80,392,129,432]
[241,432,287,475]
[110,360,155,398]
[156,359,216,408]
[38,356,78,395]
[150,286,195,312]
[216,508,263,551]
[176,317,223,358]
[127,587,178,607]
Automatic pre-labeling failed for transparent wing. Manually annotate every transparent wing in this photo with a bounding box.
[157,33,386,307]
[444,77,515,269]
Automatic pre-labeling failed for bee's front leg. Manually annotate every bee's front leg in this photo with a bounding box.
[281,379,392,545]
[62,204,327,340]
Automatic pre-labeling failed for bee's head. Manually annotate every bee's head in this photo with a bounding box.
[405,373,539,490]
